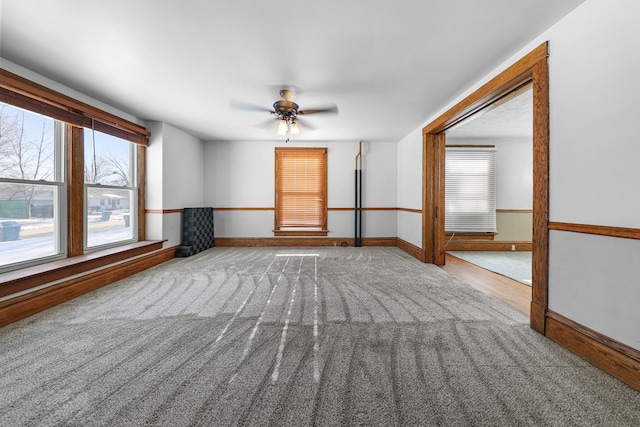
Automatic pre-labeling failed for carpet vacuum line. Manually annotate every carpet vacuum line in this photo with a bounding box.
[229,256,288,384]
[212,255,277,345]
[271,257,303,383]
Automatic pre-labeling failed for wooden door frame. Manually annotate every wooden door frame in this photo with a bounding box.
[422,42,549,333]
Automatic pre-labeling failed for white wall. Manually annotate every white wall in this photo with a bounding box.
[549,232,640,350]
[542,0,640,349]
[145,122,165,214]
[203,140,397,239]
[162,124,204,209]
[396,127,423,248]
[494,138,532,210]
[397,0,640,350]
[145,121,204,247]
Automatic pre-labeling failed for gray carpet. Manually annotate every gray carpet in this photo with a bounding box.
[448,251,532,285]
[1,247,639,426]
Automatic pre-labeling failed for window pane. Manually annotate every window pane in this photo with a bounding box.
[84,129,132,186]
[0,182,61,268]
[445,148,496,233]
[86,187,134,248]
[275,148,327,231]
[0,103,57,181]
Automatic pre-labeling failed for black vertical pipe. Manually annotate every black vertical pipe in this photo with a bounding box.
[358,169,362,247]
[354,141,363,248]
[355,169,358,246]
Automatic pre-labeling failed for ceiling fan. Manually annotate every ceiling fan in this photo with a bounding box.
[231,88,338,139]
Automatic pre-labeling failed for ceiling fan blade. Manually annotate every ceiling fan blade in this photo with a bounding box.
[294,117,316,131]
[254,118,278,130]
[298,104,338,115]
[230,99,274,113]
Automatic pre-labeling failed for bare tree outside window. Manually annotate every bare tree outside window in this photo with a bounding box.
[84,129,131,187]
[0,104,56,219]
[83,128,136,248]
[0,102,63,269]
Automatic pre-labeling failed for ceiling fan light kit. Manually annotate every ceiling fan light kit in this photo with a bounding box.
[277,119,289,135]
[232,88,337,140]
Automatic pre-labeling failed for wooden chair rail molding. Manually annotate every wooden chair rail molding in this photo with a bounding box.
[146,207,422,213]
[146,209,186,214]
[548,222,640,240]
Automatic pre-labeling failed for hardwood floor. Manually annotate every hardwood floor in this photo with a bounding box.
[440,253,531,317]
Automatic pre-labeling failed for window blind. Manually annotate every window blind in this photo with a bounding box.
[445,147,496,233]
[275,147,327,231]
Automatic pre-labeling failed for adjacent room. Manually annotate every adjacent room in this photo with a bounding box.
[444,86,533,308]
[1,1,639,425]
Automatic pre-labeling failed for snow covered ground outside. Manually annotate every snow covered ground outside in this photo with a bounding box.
[0,211,133,268]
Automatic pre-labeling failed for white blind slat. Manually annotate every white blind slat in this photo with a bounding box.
[275,148,327,229]
[445,147,496,233]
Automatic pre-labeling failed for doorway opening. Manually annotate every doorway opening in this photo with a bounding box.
[446,85,532,288]
[422,43,549,333]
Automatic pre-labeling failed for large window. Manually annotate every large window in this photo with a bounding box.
[0,68,149,276]
[274,147,327,236]
[84,128,136,249]
[0,102,65,270]
[445,146,497,233]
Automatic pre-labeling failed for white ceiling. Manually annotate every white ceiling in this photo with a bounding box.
[0,0,584,143]
[447,87,533,140]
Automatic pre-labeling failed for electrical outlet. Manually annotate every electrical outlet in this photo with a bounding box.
[511,244,516,251]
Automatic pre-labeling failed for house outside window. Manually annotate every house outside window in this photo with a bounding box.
[84,128,136,249]
[0,102,66,271]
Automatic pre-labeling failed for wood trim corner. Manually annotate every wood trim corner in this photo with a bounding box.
[529,301,546,334]
[397,238,425,262]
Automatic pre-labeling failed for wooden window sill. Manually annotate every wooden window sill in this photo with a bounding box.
[274,230,328,237]
[0,240,163,299]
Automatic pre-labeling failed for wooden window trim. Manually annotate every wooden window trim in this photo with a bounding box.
[274,147,328,236]
[0,68,150,146]
[0,68,151,293]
